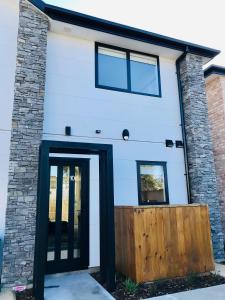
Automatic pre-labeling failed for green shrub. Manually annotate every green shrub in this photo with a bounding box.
[187,273,198,285]
[149,283,157,296]
[123,278,139,294]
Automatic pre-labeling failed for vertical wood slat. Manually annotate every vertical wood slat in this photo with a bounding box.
[115,205,214,283]
[115,207,136,279]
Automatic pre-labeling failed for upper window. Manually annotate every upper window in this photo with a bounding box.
[137,161,169,205]
[96,43,161,97]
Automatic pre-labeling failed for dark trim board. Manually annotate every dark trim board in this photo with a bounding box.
[49,157,90,164]
[28,0,219,59]
[34,141,115,300]
[176,53,191,204]
[95,42,162,98]
[136,161,169,205]
[46,157,90,274]
[204,65,225,78]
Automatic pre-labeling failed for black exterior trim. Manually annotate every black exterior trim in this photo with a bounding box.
[28,0,220,59]
[46,158,90,274]
[136,160,169,205]
[176,53,191,204]
[34,141,115,300]
[95,42,162,97]
[54,165,63,262]
[204,65,225,78]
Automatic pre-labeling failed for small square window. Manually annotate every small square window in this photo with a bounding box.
[137,161,169,205]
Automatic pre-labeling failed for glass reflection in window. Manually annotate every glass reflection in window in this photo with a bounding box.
[138,162,168,204]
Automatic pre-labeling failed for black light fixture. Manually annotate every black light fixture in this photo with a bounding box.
[165,139,174,147]
[95,129,101,134]
[176,140,184,148]
[65,126,71,136]
[122,129,129,141]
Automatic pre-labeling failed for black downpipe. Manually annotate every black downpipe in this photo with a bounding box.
[176,52,191,204]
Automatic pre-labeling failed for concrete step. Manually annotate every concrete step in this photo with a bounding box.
[44,271,115,300]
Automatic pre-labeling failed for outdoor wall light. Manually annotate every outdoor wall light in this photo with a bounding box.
[122,129,130,141]
[65,126,71,136]
[176,140,184,148]
[95,129,101,134]
[165,139,174,147]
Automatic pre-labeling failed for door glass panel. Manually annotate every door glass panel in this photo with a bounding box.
[47,166,57,261]
[61,166,69,259]
[46,160,89,272]
[74,166,81,258]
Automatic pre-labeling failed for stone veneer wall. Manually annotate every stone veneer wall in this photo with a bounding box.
[1,0,224,288]
[206,75,225,241]
[179,53,224,260]
[1,0,48,288]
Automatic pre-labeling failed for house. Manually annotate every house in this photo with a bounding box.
[0,0,224,299]
[205,65,225,241]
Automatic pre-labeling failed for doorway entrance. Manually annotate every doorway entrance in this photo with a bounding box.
[46,158,89,274]
[34,141,115,300]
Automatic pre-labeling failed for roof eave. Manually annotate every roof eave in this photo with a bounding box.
[204,65,225,78]
[28,0,220,60]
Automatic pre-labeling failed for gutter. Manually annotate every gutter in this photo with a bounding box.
[204,64,225,78]
[176,51,192,204]
[27,0,220,60]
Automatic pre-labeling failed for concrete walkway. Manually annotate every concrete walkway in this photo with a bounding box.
[44,272,115,300]
[147,284,225,300]
[214,263,225,277]
[0,291,15,300]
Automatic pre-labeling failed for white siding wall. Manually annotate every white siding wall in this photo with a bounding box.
[0,0,19,243]
[43,32,188,266]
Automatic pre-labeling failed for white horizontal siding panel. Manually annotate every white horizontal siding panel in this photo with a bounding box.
[43,31,188,213]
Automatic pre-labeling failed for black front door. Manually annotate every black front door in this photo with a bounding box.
[46,157,89,274]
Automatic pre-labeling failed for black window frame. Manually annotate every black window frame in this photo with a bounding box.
[136,161,169,205]
[95,42,162,98]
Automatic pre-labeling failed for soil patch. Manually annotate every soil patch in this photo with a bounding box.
[16,289,34,300]
[92,272,225,300]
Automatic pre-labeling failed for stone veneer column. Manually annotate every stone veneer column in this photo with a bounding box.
[179,53,224,260]
[1,0,48,288]
[206,75,225,240]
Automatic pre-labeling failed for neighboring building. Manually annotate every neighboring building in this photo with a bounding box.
[205,65,225,241]
[0,0,224,298]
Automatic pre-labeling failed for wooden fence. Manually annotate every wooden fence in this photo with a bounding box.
[115,205,214,283]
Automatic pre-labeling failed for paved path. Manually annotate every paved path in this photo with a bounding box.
[44,272,114,300]
[147,284,225,300]
[0,291,15,300]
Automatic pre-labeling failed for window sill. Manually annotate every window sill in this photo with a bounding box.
[95,84,162,98]
[139,201,169,205]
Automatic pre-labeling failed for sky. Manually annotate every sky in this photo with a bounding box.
[45,0,225,67]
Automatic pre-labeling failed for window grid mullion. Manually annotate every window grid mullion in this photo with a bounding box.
[126,51,131,92]
[95,43,161,97]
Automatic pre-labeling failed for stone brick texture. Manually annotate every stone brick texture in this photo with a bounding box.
[1,0,48,288]
[206,75,225,242]
[179,53,224,260]
[1,0,224,289]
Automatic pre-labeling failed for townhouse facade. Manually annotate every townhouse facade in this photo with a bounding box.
[0,0,224,298]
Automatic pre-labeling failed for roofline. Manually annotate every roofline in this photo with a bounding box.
[29,0,220,59]
[204,65,225,78]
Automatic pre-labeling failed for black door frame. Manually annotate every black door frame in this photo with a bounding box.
[46,157,90,274]
[33,140,115,300]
